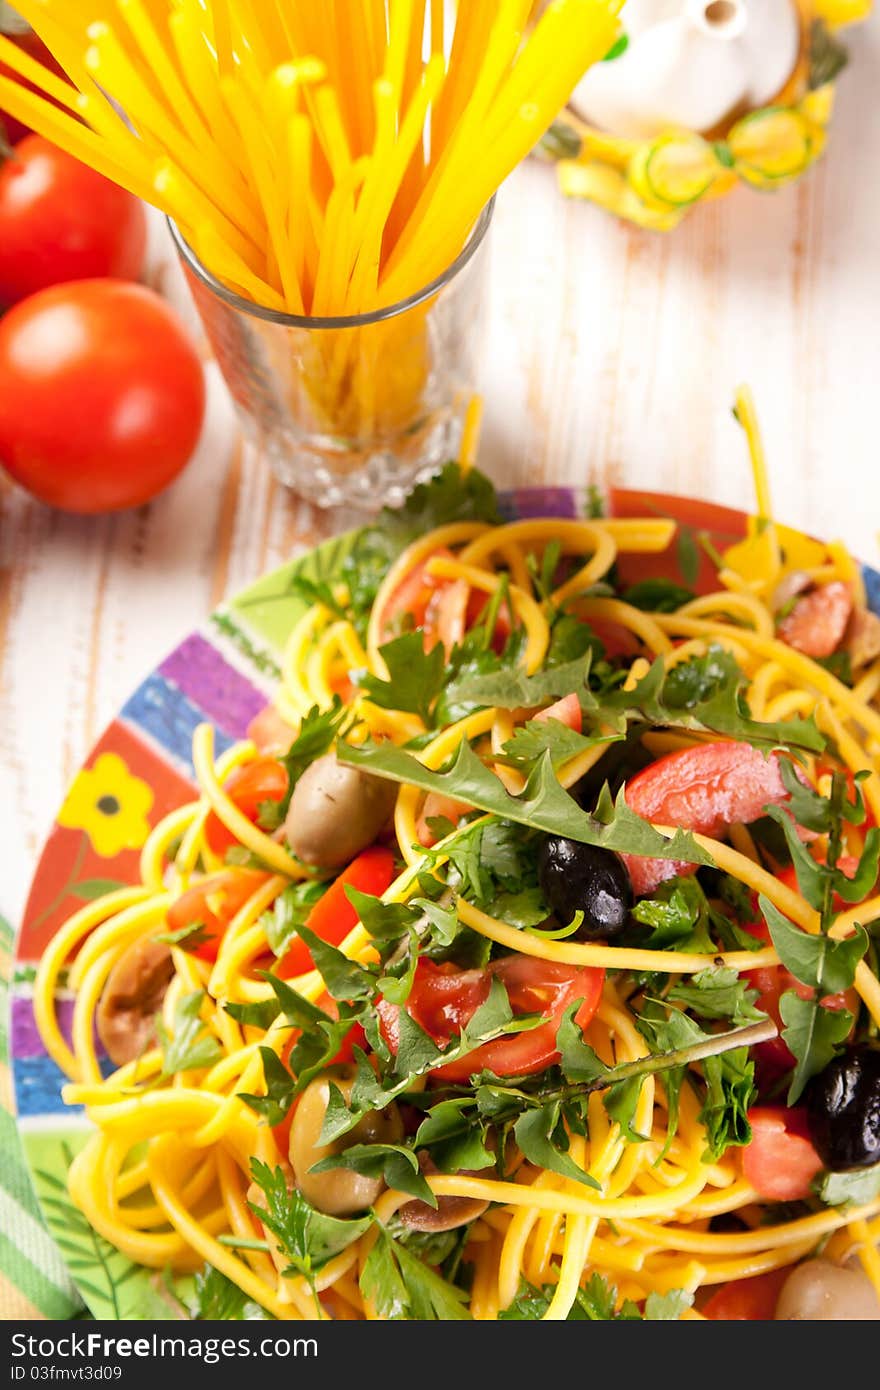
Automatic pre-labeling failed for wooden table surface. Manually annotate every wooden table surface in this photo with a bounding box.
[2,16,879,924]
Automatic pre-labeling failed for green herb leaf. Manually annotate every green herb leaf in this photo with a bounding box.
[263,881,326,955]
[309,1142,436,1206]
[816,1165,880,1209]
[780,992,854,1105]
[224,998,282,1030]
[604,1075,647,1143]
[278,699,349,812]
[293,923,376,1001]
[668,966,763,1024]
[249,1160,371,1280]
[513,1104,600,1189]
[762,897,869,994]
[621,580,695,613]
[338,739,713,869]
[356,632,447,723]
[238,1046,296,1126]
[501,716,618,770]
[360,1224,471,1320]
[158,991,222,1077]
[442,654,595,715]
[556,1002,609,1084]
[190,1264,269,1321]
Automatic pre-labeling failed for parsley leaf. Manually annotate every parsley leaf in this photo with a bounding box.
[190,1264,270,1321]
[360,1224,471,1320]
[276,699,349,816]
[668,966,763,1024]
[499,1275,692,1320]
[158,991,222,1077]
[248,1160,371,1289]
[356,632,446,723]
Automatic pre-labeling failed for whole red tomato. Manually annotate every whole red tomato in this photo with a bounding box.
[0,280,206,512]
[0,136,147,305]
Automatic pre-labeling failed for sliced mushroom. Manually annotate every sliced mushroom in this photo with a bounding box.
[289,1068,403,1216]
[398,1151,493,1233]
[845,607,880,671]
[775,1258,880,1321]
[284,752,398,868]
[96,937,174,1067]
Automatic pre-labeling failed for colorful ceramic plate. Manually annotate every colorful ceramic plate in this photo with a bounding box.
[12,487,880,1318]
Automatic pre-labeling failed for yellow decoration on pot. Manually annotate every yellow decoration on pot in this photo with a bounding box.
[544,0,871,227]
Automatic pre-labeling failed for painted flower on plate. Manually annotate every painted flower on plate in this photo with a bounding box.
[57,753,154,858]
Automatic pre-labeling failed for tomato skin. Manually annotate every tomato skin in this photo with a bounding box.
[741,1106,823,1201]
[276,846,396,979]
[376,956,605,1081]
[702,1268,790,1321]
[425,578,469,657]
[165,869,269,962]
[622,741,793,896]
[246,704,296,755]
[416,792,473,848]
[204,757,289,856]
[533,693,582,732]
[380,547,456,639]
[0,137,147,306]
[0,280,205,512]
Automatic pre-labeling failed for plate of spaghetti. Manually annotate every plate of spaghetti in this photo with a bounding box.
[13,409,880,1322]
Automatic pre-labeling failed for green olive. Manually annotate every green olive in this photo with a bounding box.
[284,753,398,868]
[289,1069,403,1216]
[775,1259,880,1320]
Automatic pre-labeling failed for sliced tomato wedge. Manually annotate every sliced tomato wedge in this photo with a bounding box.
[702,1268,790,1321]
[380,547,457,641]
[424,578,470,657]
[204,756,289,856]
[622,741,794,896]
[740,1106,823,1201]
[416,792,474,848]
[165,869,269,962]
[247,704,295,755]
[532,692,583,732]
[376,955,605,1081]
[276,846,396,979]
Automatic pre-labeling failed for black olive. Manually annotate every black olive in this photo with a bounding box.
[806,1043,880,1172]
[537,837,632,941]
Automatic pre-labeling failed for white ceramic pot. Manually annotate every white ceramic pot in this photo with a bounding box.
[570,0,801,139]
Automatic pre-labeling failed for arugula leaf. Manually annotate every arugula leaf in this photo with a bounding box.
[668,966,763,1024]
[442,655,596,715]
[293,923,376,1001]
[248,1160,370,1286]
[513,1104,600,1189]
[501,716,618,770]
[154,921,211,953]
[762,898,869,994]
[263,880,326,955]
[338,739,713,869]
[604,1075,648,1143]
[309,1141,436,1206]
[603,649,826,757]
[556,1002,608,1084]
[224,998,282,1030]
[700,1044,754,1160]
[360,1224,471,1320]
[158,991,222,1077]
[413,1099,494,1173]
[816,1165,880,1209]
[622,579,695,613]
[343,886,418,940]
[377,925,419,1005]
[779,992,854,1105]
[190,1264,270,1321]
[356,632,446,723]
[238,1046,296,1126]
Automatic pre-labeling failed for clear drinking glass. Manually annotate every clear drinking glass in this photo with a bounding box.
[170,200,494,509]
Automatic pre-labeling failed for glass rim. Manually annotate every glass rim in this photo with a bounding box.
[168,196,495,330]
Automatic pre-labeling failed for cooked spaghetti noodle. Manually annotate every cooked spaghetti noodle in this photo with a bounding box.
[35,440,880,1321]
